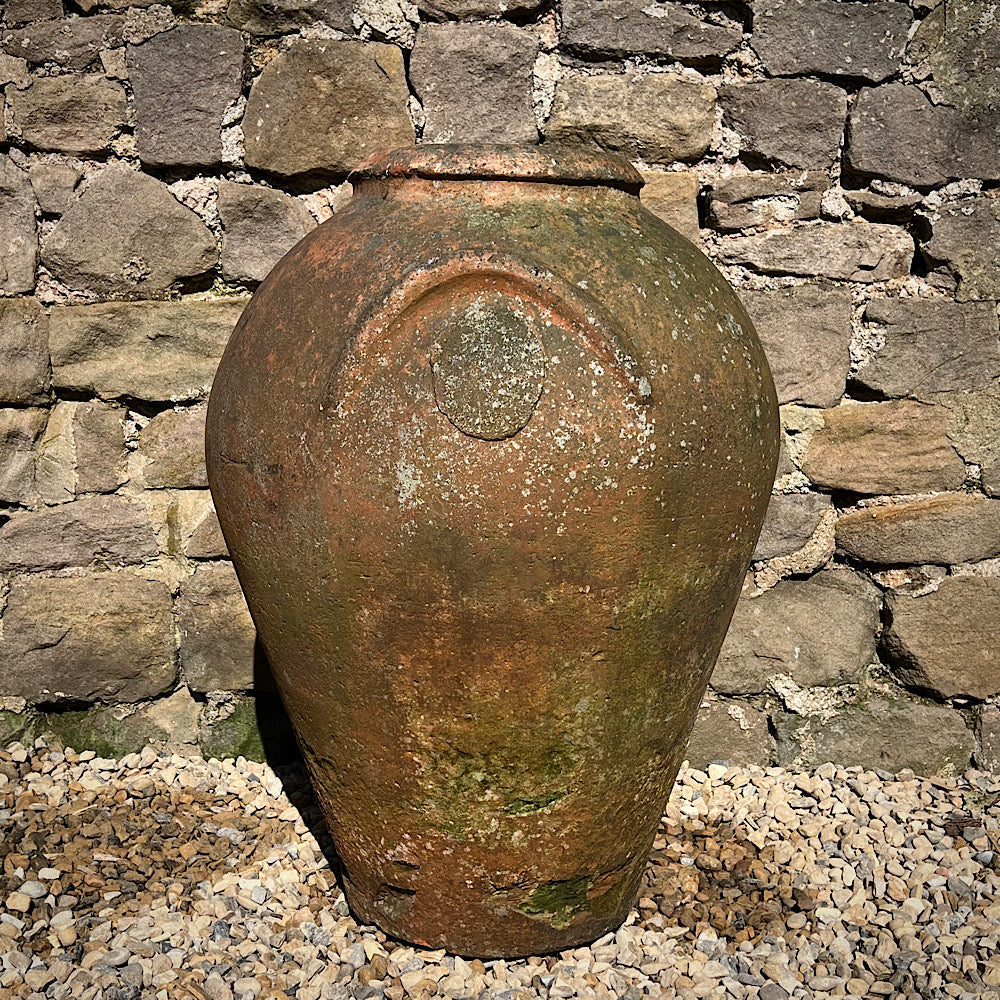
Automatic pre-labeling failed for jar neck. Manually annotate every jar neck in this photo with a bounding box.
[351,175,640,207]
[349,144,645,198]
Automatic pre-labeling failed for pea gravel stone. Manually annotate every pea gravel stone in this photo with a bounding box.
[3,738,1000,998]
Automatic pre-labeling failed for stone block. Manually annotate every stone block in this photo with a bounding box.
[33,689,201,757]
[639,171,700,243]
[0,156,38,296]
[178,563,256,692]
[0,297,49,406]
[186,504,229,559]
[42,166,217,298]
[977,704,1000,772]
[138,406,208,489]
[0,52,30,88]
[931,386,1000,497]
[0,495,158,572]
[922,197,1000,302]
[128,25,244,169]
[49,299,246,402]
[882,577,1000,700]
[416,0,544,17]
[546,72,716,164]
[4,0,64,26]
[0,572,176,705]
[929,0,1000,112]
[219,181,316,285]
[9,76,127,155]
[28,162,82,215]
[836,494,1000,566]
[684,701,773,769]
[846,84,1000,187]
[751,0,911,82]
[75,401,128,494]
[803,400,966,495]
[742,284,852,408]
[244,40,414,181]
[774,700,974,776]
[706,171,826,231]
[844,189,922,224]
[857,299,1000,399]
[752,492,832,561]
[410,24,538,145]
[721,79,847,170]
[225,0,353,34]
[1,15,126,71]
[35,400,127,503]
[561,0,741,63]
[716,222,913,282]
[0,408,46,505]
[712,569,881,694]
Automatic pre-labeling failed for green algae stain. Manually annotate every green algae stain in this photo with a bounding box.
[519,875,593,928]
[503,790,566,815]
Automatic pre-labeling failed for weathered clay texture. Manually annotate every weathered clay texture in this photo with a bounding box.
[207,145,779,955]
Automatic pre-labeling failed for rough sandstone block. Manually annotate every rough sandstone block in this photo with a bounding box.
[128,25,244,169]
[685,702,772,769]
[0,408,47,504]
[8,76,127,155]
[28,162,82,215]
[977,704,1000,772]
[752,492,832,562]
[0,297,49,405]
[244,40,414,180]
[35,400,127,503]
[922,197,1000,302]
[218,181,316,285]
[0,573,176,705]
[882,577,1000,700]
[186,505,229,560]
[416,0,544,18]
[712,569,881,694]
[0,495,158,572]
[774,700,974,776]
[178,563,257,692]
[742,284,852,408]
[721,79,847,170]
[0,156,38,296]
[561,0,741,63]
[716,222,912,283]
[707,171,827,231]
[802,400,967,495]
[547,73,716,164]
[42,166,217,298]
[49,299,247,402]
[857,298,1000,398]
[410,24,538,145]
[639,171,700,243]
[836,494,1000,566]
[138,406,209,489]
[226,0,352,34]
[751,0,911,82]
[928,0,1000,112]
[4,0,64,26]
[1,15,127,71]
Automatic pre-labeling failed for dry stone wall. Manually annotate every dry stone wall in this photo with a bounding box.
[0,0,998,773]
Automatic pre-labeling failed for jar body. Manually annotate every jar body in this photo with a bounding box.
[206,146,779,957]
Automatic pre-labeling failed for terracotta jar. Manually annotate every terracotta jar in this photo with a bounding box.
[206,144,779,957]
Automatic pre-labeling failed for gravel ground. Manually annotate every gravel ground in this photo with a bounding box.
[1,739,999,1000]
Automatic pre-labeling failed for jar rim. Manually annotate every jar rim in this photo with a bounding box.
[350,144,645,193]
